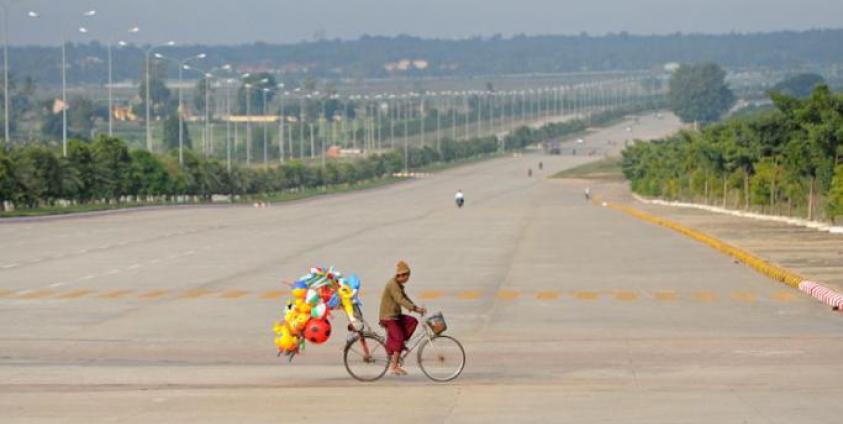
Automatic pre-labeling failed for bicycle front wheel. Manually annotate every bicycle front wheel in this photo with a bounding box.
[344,333,389,382]
[417,335,465,382]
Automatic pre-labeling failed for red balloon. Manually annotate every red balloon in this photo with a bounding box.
[304,318,332,344]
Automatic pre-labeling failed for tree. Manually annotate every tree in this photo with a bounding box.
[90,135,132,200]
[771,73,825,98]
[136,61,172,118]
[0,150,15,210]
[668,63,736,124]
[127,150,170,197]
[826,165,843,222]
[163,114,191,152]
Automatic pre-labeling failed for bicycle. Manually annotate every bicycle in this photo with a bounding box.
[343,311,465,382]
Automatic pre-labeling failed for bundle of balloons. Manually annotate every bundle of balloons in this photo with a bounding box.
[273,266,362,360]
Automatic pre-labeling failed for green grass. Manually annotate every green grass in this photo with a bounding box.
[0,202,171,218]
[552,157,624,180]
[0,177,406,219]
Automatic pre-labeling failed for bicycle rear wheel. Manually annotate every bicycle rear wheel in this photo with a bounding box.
[344,333,389,382]
[417,335,465,382]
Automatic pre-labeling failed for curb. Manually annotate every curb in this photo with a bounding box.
[602,201,843,311]
[632,194,843,235]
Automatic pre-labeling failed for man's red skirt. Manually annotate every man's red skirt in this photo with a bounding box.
[379,315,418,355]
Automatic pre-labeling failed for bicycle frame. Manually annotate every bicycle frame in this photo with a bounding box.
[399,315,437,362]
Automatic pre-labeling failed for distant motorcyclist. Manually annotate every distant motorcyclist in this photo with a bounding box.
[584,187,591,201]
[455,189,465,208]
[538,161,543,171]
[528,168,533,178]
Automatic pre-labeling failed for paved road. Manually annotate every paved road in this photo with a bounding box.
[2,113,842,423]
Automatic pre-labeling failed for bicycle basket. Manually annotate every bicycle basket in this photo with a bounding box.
[426,312,447,335]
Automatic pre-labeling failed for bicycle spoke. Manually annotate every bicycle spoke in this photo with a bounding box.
[344,334,389,382]
[418,336,465,382]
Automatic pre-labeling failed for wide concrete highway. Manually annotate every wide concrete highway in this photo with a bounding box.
[1,113,841,423]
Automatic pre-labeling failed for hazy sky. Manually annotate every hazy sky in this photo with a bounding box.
[9,0,843,45]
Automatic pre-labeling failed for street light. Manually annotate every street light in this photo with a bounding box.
[155,52,205,165]
[242,76,268,165]
[1,3,37,144]
[144,40,175,152]
[57,9,97,156]
[106,26,140,137]
[262,87,271,167]
[29,9,97,155]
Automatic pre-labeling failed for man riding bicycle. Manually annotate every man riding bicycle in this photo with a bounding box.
[455,189,465,208]
[379,260,426,376]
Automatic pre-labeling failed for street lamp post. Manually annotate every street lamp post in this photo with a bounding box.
[277,83,285,163]
[262,87,270,167]
[1,3,35,144]
[160,52,205,165]
[107,27,140,137]
[144,40,175,152]
[56,10,97,156]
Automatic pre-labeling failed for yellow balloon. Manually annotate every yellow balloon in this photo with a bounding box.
[280,333,299,351]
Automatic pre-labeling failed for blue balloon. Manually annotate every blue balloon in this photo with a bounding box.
[347,274,361,290]
[327,292,340,309]
[293,280,308,290]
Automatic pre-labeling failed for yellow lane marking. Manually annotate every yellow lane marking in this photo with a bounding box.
[17,290,53,300]
[141,290,169,300]
[59,289,93,299]
[261,290,288,300]
[732,292,757,303]
[179,288,214,299]
[497,290,520,300]
[536,291,559,300]
[615,291,638,301]
[0,289,14,298]
[100,290,133,299]
[419,290,445,300]
[654,291,678,301]
[457,290,482,300]
[694,292,717,302]
[772,291,796,302]
[574,291,598,300]
[220,290,250,299]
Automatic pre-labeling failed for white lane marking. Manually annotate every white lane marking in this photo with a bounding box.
[184,250,196,255]
[78,274,95,281]
[116,241,129,246]
[1,263,18,269]
[127,264,141,270]
[149,258,161,264]
[104,269,121,275]
[49,282,67,288]
[76,249,89,254]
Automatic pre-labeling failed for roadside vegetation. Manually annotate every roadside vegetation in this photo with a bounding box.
[622,84,843,223]
[553,157,624,181]
[0,103,654,216]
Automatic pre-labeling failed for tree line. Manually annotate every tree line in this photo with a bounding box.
[622,85,843,222]
[7,29,843,84]
[0,104,646,212]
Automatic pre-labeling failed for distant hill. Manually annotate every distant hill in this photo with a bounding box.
[10,29,843,85]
